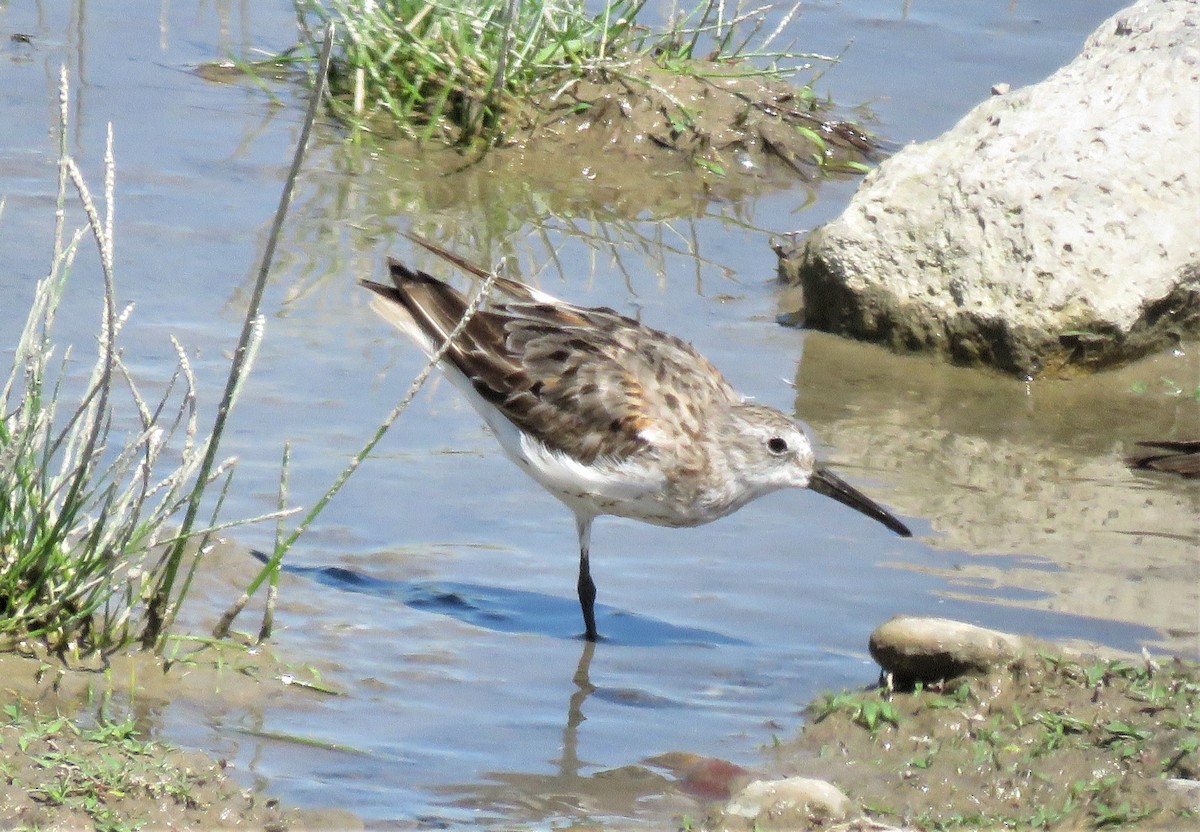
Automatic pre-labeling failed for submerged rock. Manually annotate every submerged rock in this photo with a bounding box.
[779,0,1200,378]
[869,615,1028,684]
[645,751,751,800]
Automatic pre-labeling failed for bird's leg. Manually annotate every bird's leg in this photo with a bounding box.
[575,514,598,641]
[578,563,598,641]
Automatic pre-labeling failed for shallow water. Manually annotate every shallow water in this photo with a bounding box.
[2,0,1194,828]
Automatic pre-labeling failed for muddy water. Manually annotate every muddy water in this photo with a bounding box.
[2,0,1191,829]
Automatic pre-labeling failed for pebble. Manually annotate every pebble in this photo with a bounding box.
[869,615,1027,684]
[717,776,854,829]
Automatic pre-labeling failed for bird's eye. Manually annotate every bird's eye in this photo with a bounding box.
[767,437,789,455]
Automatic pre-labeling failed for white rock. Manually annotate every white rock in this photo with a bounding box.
[783,0,1200,378]
[723,776,854,826]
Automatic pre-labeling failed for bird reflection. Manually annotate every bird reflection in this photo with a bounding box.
[558,639,596,779]
[439,640,683,824]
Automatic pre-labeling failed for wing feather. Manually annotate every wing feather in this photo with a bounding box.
[362,241,741,465]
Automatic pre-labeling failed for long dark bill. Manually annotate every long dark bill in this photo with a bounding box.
[809,467,912,537]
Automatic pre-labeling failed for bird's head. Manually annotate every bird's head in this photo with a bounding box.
[730,402,911,537]
[728,402,816,492]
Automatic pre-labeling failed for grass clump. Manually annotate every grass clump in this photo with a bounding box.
[0,71,290,656]
[296,0,803,141]
[809,688,901,735]
[290,0,866,165]
[3,33,342,656]
[4,35,496,657]
[2,33,342,656]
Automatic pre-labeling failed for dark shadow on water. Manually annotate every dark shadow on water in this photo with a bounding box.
[255,553,746,647]
[254,553,1172,657]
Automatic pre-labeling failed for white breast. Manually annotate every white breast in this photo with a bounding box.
[511,429,668,520]
[419,353,669,522]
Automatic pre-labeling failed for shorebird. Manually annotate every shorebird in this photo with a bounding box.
[361,233,911,641]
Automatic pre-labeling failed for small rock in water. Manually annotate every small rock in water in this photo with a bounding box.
[869,615,1027,684]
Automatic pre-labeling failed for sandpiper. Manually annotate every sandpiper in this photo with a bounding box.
[361,233,911,641]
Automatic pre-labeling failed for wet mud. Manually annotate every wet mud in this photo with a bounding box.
[519,57,876,179]
[344,56,879,223]
[763,651,1200,830]
[0,640,357,831]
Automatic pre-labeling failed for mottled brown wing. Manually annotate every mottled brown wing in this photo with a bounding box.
[365,248,739,466]
[498,299,740,464]
[362,259,527,412]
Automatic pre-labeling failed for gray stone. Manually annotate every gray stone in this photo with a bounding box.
[869,616,1028,683]
[718,776,854,830]
[779,0,1200,378]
